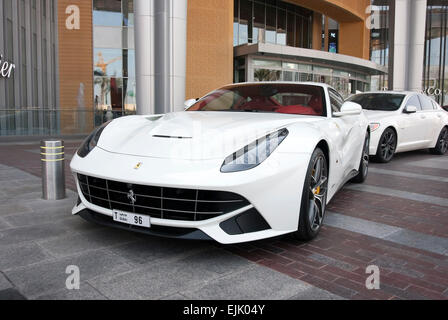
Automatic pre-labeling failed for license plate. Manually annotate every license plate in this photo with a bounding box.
[112,210,151,228]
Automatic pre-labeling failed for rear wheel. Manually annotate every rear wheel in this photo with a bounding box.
[374,128,397,163]
[294,148,328,241]
[351,132,370,183]
[429,127,448,155]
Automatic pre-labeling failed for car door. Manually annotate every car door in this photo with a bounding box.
[396,94,429,151]
[418,94,440,146]
[328,88,362,180]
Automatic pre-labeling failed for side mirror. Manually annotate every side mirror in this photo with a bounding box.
[404,105,418,114]
[333,102,362,117]
[184,98,198,110]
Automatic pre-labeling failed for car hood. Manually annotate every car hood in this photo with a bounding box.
[98,111,322,160]
[363,109,398,121]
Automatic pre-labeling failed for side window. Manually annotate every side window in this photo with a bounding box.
[329,89,344,113]
[431,100,439,110]
[418,95,434,111]
[406,95,422,111]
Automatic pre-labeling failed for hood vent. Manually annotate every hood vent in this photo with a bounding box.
[152,135,192,139]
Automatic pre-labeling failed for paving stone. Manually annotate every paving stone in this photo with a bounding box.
[0,221,72,246]
[35,282,107,300]
[182,264,315,300]
[368,167,448,183]
[4,249,132,298]
[0,203,33,217]
[345,184,448,207]
[38,227,141,257]
[372,256,425,279]
[0,218,10,231]
[384,230,448,256]
[289,286,345,300]
[0,242,51,270]
[105,237,213,266]
[308,252,357,271]
[0,288,27,300]
[160,293,188,300]
[0,273,12,291]
[3,206,74,227]
[89,249,251,300]
[181,265,316,300]
[325,212,402,239]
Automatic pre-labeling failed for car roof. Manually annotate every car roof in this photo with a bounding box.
[222,81,331,89]
[352,91,417,96]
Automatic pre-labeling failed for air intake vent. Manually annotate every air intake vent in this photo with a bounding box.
[77,174,251,221]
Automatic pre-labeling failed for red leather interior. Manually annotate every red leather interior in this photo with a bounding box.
[275,105,319,115]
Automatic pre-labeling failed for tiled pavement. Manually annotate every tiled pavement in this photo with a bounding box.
[0,141,447,300]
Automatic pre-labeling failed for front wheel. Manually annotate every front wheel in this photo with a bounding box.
[351,132,370,183]
[293,148,328,241]
[429,127,448,155]
[374,128,397,163]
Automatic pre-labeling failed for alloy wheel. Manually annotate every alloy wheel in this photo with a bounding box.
[380,130,396,161]
[440,128,448,154]
[362,134,370,177]
[308,155,328,232]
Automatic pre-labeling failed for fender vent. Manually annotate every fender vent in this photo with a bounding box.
[152,135,192,139]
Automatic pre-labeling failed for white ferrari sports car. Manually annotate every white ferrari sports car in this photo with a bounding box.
[70,82,370,244]
[348,92,448,163]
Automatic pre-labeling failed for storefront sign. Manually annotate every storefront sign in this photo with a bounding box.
[423,87,446,96]
[0,54,15,79]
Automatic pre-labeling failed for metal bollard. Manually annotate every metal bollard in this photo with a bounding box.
[41,140,66,200]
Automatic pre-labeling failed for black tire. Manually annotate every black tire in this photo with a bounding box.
[429,127,448,155]
[293,148,328,241]
[374,128,397,163]
[352,132,370,183]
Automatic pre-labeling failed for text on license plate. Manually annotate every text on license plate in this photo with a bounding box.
[113,210,151,228]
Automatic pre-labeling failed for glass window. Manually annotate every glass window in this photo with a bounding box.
[239,0,251,44]
[286,12,295,47]
[295,15,303,48]
[406,95,422,110]
[234,0,239,46]
[187,83,327,116]
[418,94,434,110]
[253,1,265,44]
[93,0,123,27]
[329,88,344,113]
[277,8,286,45]
[431,100,439,110]
[253,59,281,68]
[254,69,281,81]
[123,0,134,27]
[348,93,405,111]
[94,49,123,77]
[266,5,276,44]
[283,62,299,70]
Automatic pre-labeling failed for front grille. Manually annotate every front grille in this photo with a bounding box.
[77,174,250,221]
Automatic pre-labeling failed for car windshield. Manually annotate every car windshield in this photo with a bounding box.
[187,83,327,116]
[348,93,405,111]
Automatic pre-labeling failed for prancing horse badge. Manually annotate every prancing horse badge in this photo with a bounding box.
[134,162,143,170]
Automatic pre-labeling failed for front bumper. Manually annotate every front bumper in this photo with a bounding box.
[70,146,311,244]
[369,129,382,156]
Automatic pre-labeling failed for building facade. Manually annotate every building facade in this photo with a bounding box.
[0,0,447,137]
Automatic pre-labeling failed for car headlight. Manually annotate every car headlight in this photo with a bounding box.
[369,123,380,132]
[77,121,111,158]
[221,128,289,173]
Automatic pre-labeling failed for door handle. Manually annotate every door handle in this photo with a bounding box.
[420,115,426,119]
